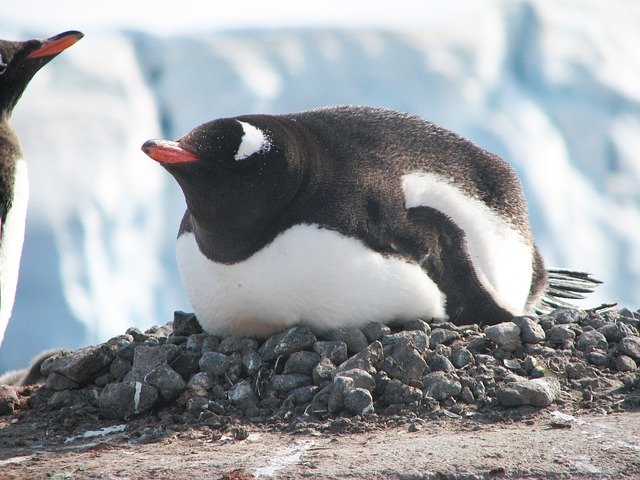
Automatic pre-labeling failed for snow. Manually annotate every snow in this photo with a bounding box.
[1,0,639,371]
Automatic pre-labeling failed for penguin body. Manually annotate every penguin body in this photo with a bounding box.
[0,31,83,346]
[143,106,594,337]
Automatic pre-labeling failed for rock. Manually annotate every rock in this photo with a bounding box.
[343,388,374,415]
[402,319,431,335]
[495,377,560,407]
[187,372,213,396]
[336,341,384,375]
[546,325,576,344]
[227,380,256,404]
[362,322,391,342]
[259,326,317,362]
[549,308,582,324]
[186,334,208,352]
[328,376,354,413]
[598,322,632,343]
[429,328,460,348]
[422,372,462,401]
[201,336,220,353]
[242,352,263,375]
[109,357,132,381]
[614,355,637,372]
[99,382,159,420]
[172,311,203,336]
[126,344,181,382]
[618,336,640,359]
[313,341,348,365]
[171,351,202,380]
[0,385,19,415]
[144,365,186,401]
[450,347,474,368]
[283,351,321,375]
[335,369,376,392]
[271,374,312,392]
[484,322,521,351]
[460,386,475,404]
[576,330,608,351]
[513,317,546,344]
[379,339,426,383]
[428,354,455,373]
[321,327,368,354]
[381,331,429,352]
[587,349,610,366]
[198,352,230,377]
[45,372,81,391]
[218,336,258,355]
[287,385,317,405]
[43,345,116,384]
[312,357,336,384]
[380,378,423,404]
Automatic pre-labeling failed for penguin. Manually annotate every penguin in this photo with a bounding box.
[0,30,83,347]
[0,348,63,386]
[142,106,599,338]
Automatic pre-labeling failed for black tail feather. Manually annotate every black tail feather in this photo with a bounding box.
[535,269,601,315]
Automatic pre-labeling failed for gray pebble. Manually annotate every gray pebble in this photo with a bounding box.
[44,372,80,391]
[380,378,423,404]
[321,327,368,354]
[201,336,220,353]
[422,372,462,401]
[312,357,336,384]
[242,351,263,375]
[144,365,186,401]
[382,331,429,352]
[614,355,637,372]
[495,377,559,407]
[549,308,583,324]
[109,357,132,381]
[126,344,181,383]
[513,317,546,344]
[576,330,608,351]
[362,322,391,343]
[186,333,208,352]
[618,336,640,359]
[271,374,312,392]
[313,341,348,365]
[259,326,317,362]
[283,351,321,375]
[450,347,474,369]
[402,319,431,335]
[287,385,317,405]
[598,322,632,343]
[198,352,231,376]
[328,376,354,413]
[336,368,376,392]
[460,386,475,404]
[187,372,213,394]
[227,379,256,404]
[484,322,521,352]
[343,388,374,415]
[429,354,455,373]
[547,325,576,344]
[172,311,203,336]
[429,328,460,348]
[380,339,426,383]
[99,381,158,420]
[171,351,201,380]
[336,341,384,375]
[218,336,244,355]
[43,345,116,384]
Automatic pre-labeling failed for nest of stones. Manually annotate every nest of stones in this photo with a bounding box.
[21,306,640,426]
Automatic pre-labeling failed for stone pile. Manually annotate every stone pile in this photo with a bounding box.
[24,307,640,422]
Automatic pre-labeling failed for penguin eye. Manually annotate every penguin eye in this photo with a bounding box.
[234,121,271,161]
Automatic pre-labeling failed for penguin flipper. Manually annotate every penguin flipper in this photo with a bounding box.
[535,269,602,314]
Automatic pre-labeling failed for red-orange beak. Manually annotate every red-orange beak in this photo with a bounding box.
[141,139,200,164]
[27,30,84,59]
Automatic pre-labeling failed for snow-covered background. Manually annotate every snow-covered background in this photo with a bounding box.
[1,0,639,373]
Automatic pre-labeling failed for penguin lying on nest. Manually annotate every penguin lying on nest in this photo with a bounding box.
[142,106,599,338]
[0,31,82,386]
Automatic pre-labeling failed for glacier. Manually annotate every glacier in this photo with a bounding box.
[1,0,639,372]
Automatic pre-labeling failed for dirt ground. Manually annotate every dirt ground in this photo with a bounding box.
[1,406,639,479]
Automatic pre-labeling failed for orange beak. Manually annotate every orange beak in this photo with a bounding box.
[141,139,200,164]
[27,30,84,59]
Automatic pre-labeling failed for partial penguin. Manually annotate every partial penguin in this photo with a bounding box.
[0,30,83,346]
[142,106,599,337]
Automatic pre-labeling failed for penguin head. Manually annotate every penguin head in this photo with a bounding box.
[142,115,307,235]
[0,30,83,119]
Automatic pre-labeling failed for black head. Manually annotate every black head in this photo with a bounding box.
[0,30,83,119]
[142,115,309,259]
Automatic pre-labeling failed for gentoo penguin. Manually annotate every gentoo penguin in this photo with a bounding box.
[0,30,83,346]
[142,106,599,337]
[0,348,63,386]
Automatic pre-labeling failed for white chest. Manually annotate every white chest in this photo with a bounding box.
[176,223,446,338]
[0,159,29,345]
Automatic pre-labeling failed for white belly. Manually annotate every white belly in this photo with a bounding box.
[176,223,447,338]
[0,159,29,346]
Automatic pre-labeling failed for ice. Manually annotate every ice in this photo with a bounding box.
[1,0,639,371]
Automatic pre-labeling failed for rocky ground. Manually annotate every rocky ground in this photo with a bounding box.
[1,305,639,479]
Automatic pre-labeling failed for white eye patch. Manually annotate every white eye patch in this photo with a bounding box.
[234,121,271,161]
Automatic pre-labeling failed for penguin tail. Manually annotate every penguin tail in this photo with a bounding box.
[535,268,602,314]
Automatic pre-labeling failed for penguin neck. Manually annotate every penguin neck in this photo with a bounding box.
[0,121,22,221]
